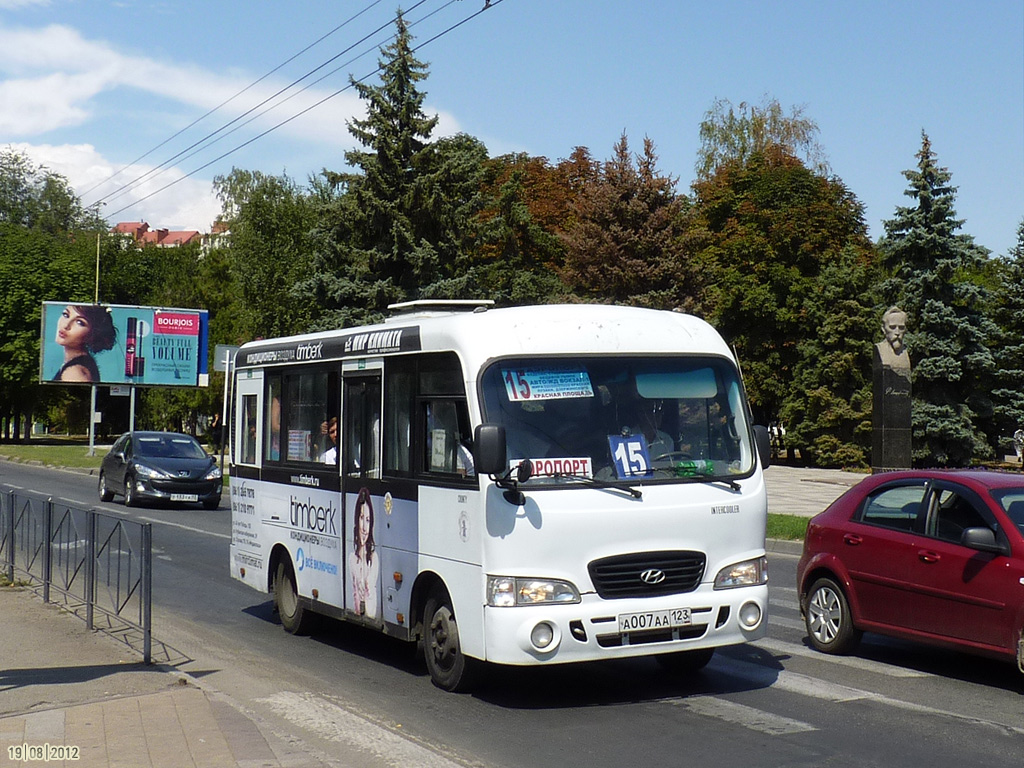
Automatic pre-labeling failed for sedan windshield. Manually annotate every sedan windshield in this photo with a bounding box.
[480,356,755,486]
[135,435,207,460]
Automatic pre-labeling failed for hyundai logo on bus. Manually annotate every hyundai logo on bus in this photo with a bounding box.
[640,569,666,585]
[289,495,338,535]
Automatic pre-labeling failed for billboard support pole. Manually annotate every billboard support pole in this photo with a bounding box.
[130,386,136,432]
[87,385,97,456]
[89,234,100,456]
[219,350,232,477]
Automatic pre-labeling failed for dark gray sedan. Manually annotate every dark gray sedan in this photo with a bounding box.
[98,431,222,509]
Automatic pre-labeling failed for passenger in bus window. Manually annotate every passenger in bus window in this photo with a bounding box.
[266,395,281,461]
[352,488,379,618]
[625,392,673,458]
[320,417,338,465]
[457,438,475,477]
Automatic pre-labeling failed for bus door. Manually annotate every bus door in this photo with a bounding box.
[341,368,383,624]
[233,371,263,469]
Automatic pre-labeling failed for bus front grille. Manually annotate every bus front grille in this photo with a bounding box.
[588,551,706,599]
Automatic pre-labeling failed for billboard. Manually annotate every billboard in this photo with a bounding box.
[40,302,209,387]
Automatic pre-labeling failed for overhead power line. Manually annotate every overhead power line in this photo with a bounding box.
[81,0,388,202]
[92,0,433,210]
[103,0,502,222]
[111,0,465,203]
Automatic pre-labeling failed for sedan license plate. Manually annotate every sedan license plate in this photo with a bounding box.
[618,607,691,633]
[170,493,199,502]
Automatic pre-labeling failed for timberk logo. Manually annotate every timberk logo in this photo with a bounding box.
[289,495,338,535]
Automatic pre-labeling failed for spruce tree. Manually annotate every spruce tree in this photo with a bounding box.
[302,13,489,328]
[778,245,876,467]
[879,132,997,466]
[990,219,1024,453]
[560,133,687,308]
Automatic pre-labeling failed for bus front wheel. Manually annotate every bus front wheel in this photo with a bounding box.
[275,560,313,635]
[423,586,477,692]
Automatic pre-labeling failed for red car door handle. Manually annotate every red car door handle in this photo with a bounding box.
[843,534,862,546]
[918,550,940,563]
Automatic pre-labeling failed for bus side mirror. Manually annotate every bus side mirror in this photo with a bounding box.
[753,424,771,469]
[474,424,507,476]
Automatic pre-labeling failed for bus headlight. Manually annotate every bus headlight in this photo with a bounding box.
[487,576,581,607]
[714,556,768,589]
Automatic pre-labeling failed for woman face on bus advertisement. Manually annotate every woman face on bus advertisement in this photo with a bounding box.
[354,488,375,559]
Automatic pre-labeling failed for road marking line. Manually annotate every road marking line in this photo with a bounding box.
[257,691,468,768]
[769,596,801,612]
[753,637,928,677]
[711,655,1024,735]
[677,696,816,735]
[136,516,230,540]
[768,615,806,631]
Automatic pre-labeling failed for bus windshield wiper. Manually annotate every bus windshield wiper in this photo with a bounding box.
[551,473,643,499]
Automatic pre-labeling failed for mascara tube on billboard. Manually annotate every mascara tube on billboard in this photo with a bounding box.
[125,317,137,376]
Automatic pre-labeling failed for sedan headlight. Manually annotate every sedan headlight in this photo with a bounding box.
[714,556,768,589]
[204,466,223,480]
[487,576,580,607]
[133,462,171,479]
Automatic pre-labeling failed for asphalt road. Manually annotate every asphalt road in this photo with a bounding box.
[3,460,1022,768]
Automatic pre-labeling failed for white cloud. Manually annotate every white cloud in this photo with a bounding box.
[0,20,467,232]
[0,22,370,144]
[10,141,221,231]
[0,0,49,9]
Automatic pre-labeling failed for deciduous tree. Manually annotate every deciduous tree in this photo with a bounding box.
[685,146,876,462]
[695,97,829,181]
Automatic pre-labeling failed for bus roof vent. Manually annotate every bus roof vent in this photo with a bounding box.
[386,299,494,318]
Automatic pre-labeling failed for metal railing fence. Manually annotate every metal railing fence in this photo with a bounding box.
[1,485,153,664]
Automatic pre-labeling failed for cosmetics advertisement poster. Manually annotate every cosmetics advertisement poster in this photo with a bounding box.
[40,302,210,387]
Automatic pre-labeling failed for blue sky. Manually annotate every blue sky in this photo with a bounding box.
[1,0,1021,256]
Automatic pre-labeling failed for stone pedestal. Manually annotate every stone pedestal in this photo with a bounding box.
[872,347,912,471]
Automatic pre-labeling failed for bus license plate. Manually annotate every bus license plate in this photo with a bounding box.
[171,493,199,502]
[618,607,691,633]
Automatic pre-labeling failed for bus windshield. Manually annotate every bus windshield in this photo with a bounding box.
[480,356,755,485]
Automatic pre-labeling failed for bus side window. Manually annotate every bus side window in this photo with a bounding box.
[344,377,381,478]
[265,376,282,462]
[385,368,414,475]
[241,394,257,464]
[422,399,474,477]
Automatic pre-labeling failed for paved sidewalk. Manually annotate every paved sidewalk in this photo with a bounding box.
[0,588,327,768]
[763,463,864,517]
[0,464,865,767]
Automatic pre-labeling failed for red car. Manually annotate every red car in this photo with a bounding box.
[797,470,1024,670]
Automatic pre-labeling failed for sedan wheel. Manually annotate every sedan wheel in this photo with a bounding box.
[123,474,138,507]
[98,472,114,502]
[805,577,861,654]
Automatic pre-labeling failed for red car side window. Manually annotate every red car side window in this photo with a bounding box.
[858,483,927,532]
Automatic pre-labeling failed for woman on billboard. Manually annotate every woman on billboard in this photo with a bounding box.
[52,305,117,382]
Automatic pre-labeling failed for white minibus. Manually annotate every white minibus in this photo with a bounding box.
[228,301,771,690]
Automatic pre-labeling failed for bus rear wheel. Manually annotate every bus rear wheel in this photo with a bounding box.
[275,560,314,635]
[423,586,477,692]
